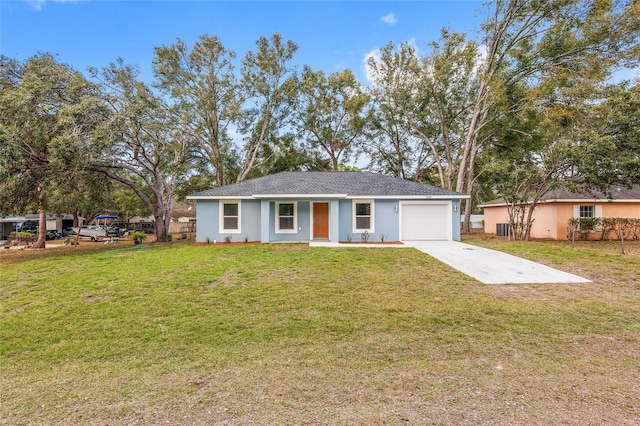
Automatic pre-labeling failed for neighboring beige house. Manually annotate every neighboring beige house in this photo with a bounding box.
[480,186,640,240]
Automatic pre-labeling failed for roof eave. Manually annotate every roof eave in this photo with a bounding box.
[252,193,348,199]
[186,195,254,200]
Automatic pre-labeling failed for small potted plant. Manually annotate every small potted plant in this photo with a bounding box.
[167,233,172,242]
[131,231,146,245]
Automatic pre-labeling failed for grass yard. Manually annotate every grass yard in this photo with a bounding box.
[1,238,639,425]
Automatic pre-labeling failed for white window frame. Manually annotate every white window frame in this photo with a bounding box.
[276,201,297,234]
[573,204,602,219]
[219,200,241,234]
[352,199,375,233]
[579,205,594,218]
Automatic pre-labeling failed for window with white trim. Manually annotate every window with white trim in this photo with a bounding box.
[573,204,602,219]
[579,205,594,218]
[276,202,297,233]
[219,201,241,233]
[353,200,374,232]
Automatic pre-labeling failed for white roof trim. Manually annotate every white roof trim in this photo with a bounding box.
[347,195,469,200]
[186,195,253,200]
[189,193,469,200]
[543,198,640,203]
[252,194,348,199]
[431,194,470,199]
[480,198,640,208]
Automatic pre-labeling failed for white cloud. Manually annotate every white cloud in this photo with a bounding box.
[363,39,420,85]
[25,0,45,10]
[25,0,84,11]
[473,44,488,75]
[363,48,381,84]
[380,13,397,25]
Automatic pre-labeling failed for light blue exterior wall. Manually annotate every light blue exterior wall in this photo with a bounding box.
[240,201,262,242]
[452,199,462,241]
[197,196,464,243]
[194,200,218,243]
[268,200,311,242]
[372,199,400,242]
[338,200,352,242]
[337,199,400,243]
[194,199,261,243]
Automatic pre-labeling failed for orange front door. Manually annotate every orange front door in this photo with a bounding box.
[313,202,329,239]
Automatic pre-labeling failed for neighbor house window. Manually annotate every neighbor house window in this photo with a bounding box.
[579,205,594,218]
[276,202,297,233]
[353,200,374,233]
[219,200,241,233]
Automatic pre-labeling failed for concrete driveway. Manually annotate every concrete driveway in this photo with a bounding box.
[406,241,591,284]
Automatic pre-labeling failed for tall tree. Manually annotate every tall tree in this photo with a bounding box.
[236,34,298,182]
[367,31,479,188]
[153,34,242,187]
[290,67,371,171]
[0,54,100,248]
[459,0,640,222]
[571,81,640,189]
[153,33,297,186]
[89,61,191,242]
[365,97,417,179]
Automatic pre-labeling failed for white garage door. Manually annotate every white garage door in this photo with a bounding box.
[401,203,450,240]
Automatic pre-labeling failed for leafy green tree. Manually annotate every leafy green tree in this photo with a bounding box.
[290,67,371,171]
[365,98,417,179]
[236,34,298,182]
[460,0,640,196]
[571,81,640,189]
[153,34,241,187]
[0,54,101,247]
[89,61,192,242]
[367,31,479,187]
[153,33,297,186]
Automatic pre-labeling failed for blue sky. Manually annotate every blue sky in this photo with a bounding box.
[1,0,484,83]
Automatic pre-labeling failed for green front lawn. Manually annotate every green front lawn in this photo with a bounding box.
[1,240,639,424]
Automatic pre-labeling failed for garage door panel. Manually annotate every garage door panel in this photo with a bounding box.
[402,204,449,240]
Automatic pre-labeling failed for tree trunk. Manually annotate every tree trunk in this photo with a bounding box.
[154,214,170,243]
[331,154,339,171]
[34,182,47,249]
[153,195,174,243]
[462,195,473,235]
[460,142,479,234]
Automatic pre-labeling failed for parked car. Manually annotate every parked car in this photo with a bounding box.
[20,222,57,240]
[62,227,75,237]
[20,222,38,233]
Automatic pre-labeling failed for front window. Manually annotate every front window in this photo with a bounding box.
[579,205,594,218]
[220,201,241,233]
[353,200,374,232]
[276,202,297,233]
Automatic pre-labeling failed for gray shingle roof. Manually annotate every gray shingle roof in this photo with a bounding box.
[188,171,466,199]
[479,185,640,207]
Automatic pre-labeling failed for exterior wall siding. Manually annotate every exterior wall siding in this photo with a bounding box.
[452,200,461,241]
[199,196,467,243]
[195,200,261,243]
[483,205,510,236]
[529,204,560,240]
[268,200,311,242]
[374,199,400,242]
[338,200,352,242]
[194,200,218,243]
[484,201,640,240]
[337,199,400,242]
